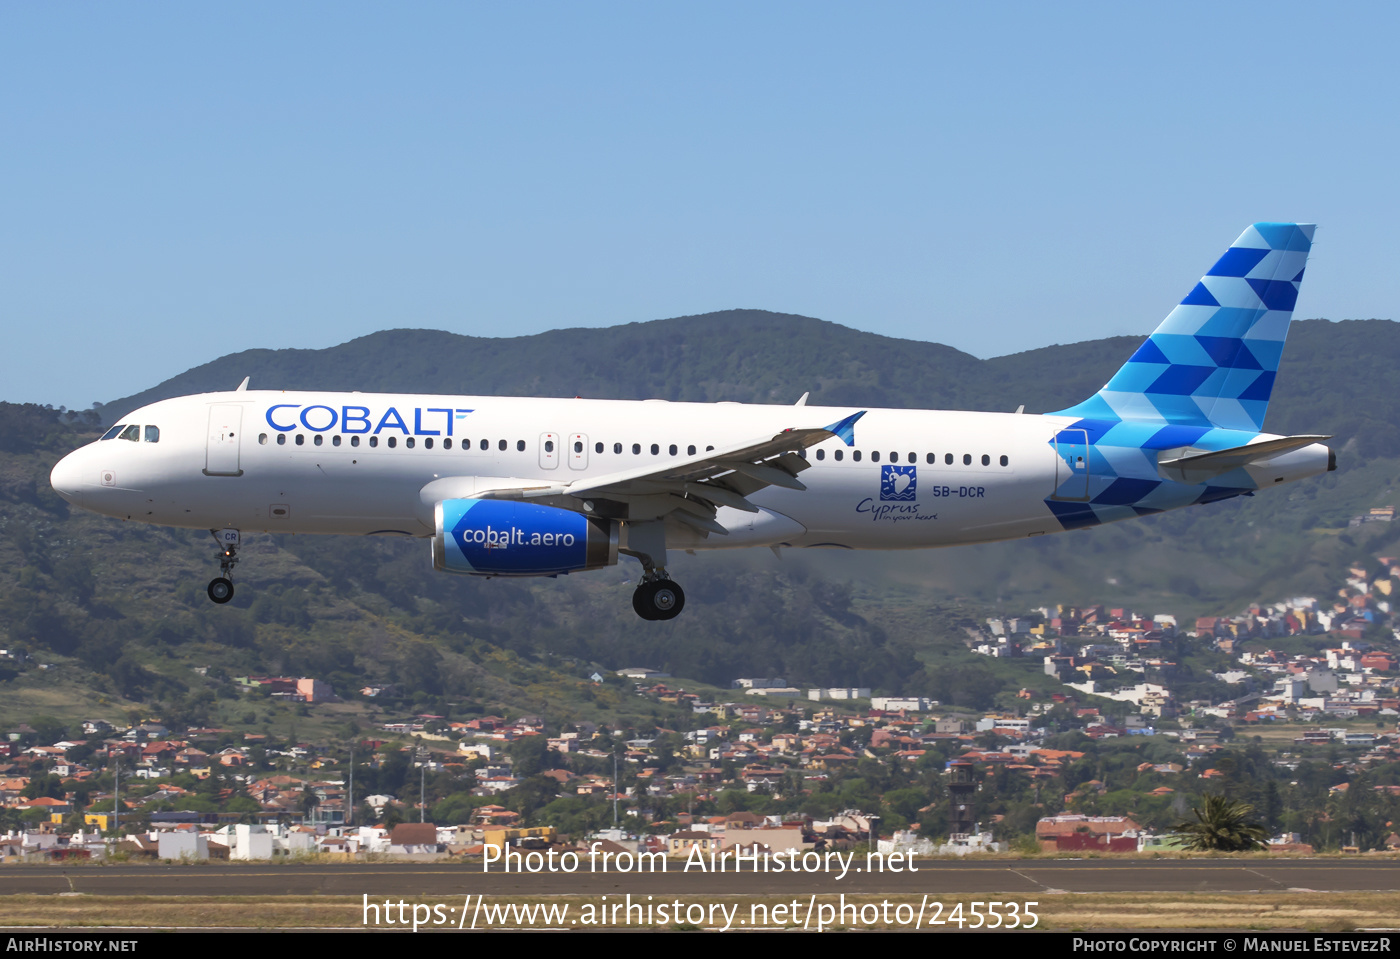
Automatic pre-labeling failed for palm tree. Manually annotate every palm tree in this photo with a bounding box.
[1173,795,1268,851]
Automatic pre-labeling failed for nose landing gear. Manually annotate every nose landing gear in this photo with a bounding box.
[207,529,240,604]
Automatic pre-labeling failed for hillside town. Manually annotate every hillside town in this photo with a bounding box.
[2,549,1399,862]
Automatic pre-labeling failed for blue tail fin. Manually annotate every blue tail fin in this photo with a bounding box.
[1051,223,1314,432]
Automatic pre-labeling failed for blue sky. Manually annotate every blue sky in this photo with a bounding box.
[3,2,1397,408]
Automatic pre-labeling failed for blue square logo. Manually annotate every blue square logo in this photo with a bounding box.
[880,465,916,501]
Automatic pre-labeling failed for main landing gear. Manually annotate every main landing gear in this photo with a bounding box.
[633,572,685,621]
[207,529,240,605]
[622,520,683,620]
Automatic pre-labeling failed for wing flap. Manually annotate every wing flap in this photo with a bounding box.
[566,414,860,506]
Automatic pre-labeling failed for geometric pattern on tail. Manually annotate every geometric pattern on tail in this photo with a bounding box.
[1053,222,1313,432]
[1043,223,1315,530]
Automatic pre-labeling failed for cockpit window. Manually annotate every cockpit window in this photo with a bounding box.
[100,425,125,441]
[144,426,160,443]
[118,425,140,442]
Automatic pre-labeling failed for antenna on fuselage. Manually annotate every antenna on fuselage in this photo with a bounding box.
[235,376,250,392]
[795,392,809,406]
[1014,405,1024,414]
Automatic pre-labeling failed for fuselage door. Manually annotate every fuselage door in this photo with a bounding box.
[539,432,561,470]
[1051,429,1090,501]
[205,405,244,477]
[569,433,589,470]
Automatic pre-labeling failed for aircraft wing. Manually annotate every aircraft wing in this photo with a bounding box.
[467,410,865,535]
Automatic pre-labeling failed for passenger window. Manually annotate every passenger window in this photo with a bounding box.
[295,434,305,446]
[595,442,603,454]
[669,444,677,456]
[1000,455,1009,467]
[853,450,862,462]
[406,437,415,449]
[963,453,972,465]
[313,434,324,447]
[388,436,398,449]
[480,439,489,451]
[614,442,623,454]
[259,434,268,445]
[981,454,990,466]
[871,451,880,462]
[498,439,507,451]
[443,438,452,450]
[517,440,525,452]
[816,449,825,461]
[370,437,379,448]
[907,452,915,463]
[945,453,954,465]
[834,449,844,461]
[575,441,583,453]
[688,445,696,455]
[926,453,934,464]
[545,440,554,453]
[650,443,659,455]
[277,434,287,446]
[424,438,432,449]
[706,445,714,452]
[351,436,360,447]
[119,425,140,442]
[144,426,160,443]
[332,435,341,447]
[100,425,124,441]
[632,443,641,455]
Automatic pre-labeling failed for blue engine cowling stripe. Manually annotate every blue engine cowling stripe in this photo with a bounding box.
[436,499,615,575]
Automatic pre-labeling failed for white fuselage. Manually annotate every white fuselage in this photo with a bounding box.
[50,390,1080,552]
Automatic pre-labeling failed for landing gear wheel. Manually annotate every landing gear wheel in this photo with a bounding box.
[207,577,234,604]
[632,579,684,621]
[650,580,684,620]
[633,584,660,620]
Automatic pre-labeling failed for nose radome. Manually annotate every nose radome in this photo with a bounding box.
[50,449,85,501]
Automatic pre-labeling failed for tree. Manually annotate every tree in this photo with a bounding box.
[22,773,64,801]
[1173,795,1268,852]
[509,736,553,779]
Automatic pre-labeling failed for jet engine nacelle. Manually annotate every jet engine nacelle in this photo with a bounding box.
[432,498,618,576]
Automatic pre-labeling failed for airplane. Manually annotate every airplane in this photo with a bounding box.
[49,222,1334,620]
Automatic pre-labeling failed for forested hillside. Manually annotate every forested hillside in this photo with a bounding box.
[3,312,1398,729]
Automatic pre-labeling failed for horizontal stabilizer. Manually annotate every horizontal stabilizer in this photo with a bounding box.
[1158,434,1331,482]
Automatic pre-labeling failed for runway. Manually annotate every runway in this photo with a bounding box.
[2,859,1396,897]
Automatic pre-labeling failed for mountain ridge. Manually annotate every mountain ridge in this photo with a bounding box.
[97,314,1400,468]
[97,309,1061,422]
